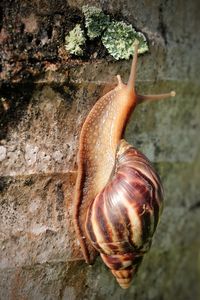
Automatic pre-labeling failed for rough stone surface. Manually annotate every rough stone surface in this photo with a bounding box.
[0,1,200,300]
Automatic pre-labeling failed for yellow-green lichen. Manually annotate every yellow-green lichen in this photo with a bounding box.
[65,6,148,59]
[102,21,148,60]
[65,24,86,56]
[82,5,110,40]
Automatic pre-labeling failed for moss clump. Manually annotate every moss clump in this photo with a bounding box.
[82,5,110,40]
[64,6,148,59]
[102,21,148,60]
[65,24,86,56]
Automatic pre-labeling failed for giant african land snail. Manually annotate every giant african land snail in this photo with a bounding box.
[74,42,175,289]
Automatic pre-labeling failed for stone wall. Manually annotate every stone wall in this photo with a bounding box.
[0,1,200,299]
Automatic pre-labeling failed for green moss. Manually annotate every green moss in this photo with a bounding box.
[65,7,148,59]
[65,24,86,56]
[82,5,110,40]
[102,21,148,60]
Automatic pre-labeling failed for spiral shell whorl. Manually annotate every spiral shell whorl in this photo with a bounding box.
[85,139,163,287]
[101,252,143,289]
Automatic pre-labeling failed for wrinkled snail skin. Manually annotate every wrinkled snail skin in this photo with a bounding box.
[73,42,175,288]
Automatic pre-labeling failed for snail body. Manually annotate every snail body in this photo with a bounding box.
[74,43,175,288]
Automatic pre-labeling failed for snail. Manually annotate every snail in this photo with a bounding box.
[73,42,175,289]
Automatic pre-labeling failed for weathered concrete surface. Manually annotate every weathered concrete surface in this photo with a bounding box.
[0,0,200,299]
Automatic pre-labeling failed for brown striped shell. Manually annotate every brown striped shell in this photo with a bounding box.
[85,140,163,288]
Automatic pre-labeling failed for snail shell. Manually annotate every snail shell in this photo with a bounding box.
[85,139,163,288]
[74,42,175,288]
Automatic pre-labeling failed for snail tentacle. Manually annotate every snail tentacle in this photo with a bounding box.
[137,91,176,104]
